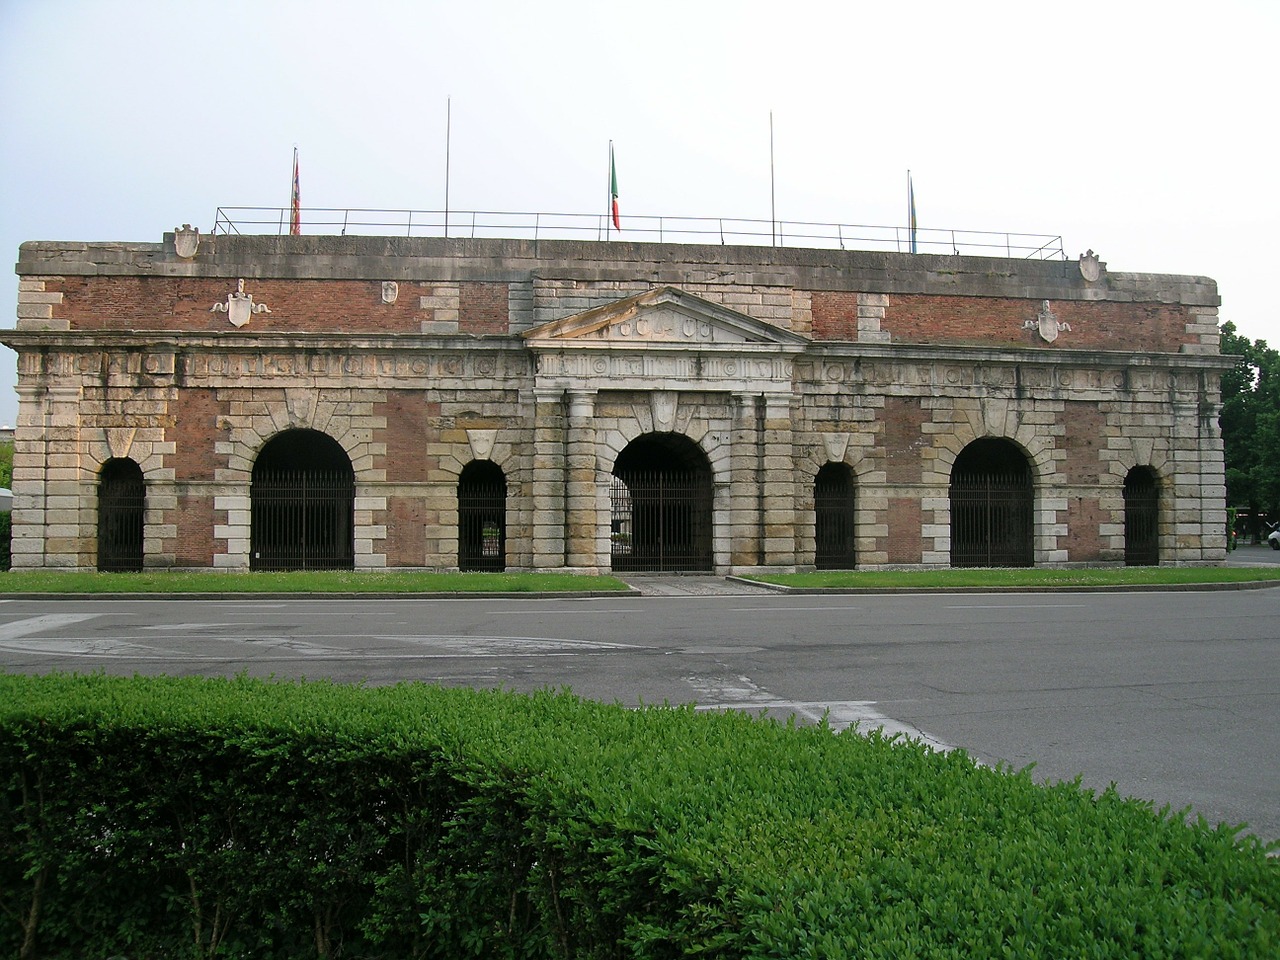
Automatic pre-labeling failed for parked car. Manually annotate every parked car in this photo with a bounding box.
[1269,526,1280,550]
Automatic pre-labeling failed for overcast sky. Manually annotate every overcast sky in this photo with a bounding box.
[1,0,1276,429]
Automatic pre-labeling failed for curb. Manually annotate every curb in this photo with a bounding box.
[0,589,643,601]
[724,576,1280,595]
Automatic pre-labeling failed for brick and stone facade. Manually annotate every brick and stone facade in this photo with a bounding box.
[4,232,1231,572]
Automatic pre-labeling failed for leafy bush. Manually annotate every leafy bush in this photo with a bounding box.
[2,673,1276,958]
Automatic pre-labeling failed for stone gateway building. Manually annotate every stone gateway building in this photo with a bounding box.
[4,230,1230,573]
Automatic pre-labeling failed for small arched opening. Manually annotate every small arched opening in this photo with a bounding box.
[1124,466,1160,566]
[814,462,856,569]
[97,458,145,572]
[458,460,507,571]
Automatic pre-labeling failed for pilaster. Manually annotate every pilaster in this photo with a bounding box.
[761,394,796,568]
[565,390,599,571]
[531,390,566,568]
[729,394,762,567]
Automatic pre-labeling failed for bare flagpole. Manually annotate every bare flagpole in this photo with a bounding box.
[444,97,451,239]
[769,111,777,247]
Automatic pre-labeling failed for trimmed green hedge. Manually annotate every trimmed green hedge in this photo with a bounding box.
[2,673,1276,959]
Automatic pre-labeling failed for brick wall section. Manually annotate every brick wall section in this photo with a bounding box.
[172,494,217,567]
[375,392,439,483]
[459,282,509,334]
[383,496,427,567]
[173,389,229,481]
[1059,400,1107,485]
[885,497,923,563]
[880,295,1192,352]
[43,276,1197,351]
[1063,497,1105,562]
[881,397,927,484]
[45,278,453,333]
[810,291,860,340]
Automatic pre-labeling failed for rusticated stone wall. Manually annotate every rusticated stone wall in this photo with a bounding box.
[4,234,1231,572]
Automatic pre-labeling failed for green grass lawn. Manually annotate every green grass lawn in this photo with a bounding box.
[0,569,632,594]
[2,565,1278,594]
[743,565,1280,589]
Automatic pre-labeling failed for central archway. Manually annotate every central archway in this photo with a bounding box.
[949,438,1034,567]
[250,429,355,570]
[610,433,713,572]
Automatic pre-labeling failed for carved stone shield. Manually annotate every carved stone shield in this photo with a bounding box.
[211,279,271,328]
[1078,250,1102,283]
[1036,301,1060,343]
[173,224,200,259]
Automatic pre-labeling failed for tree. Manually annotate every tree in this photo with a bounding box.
[1219,321,1280,539]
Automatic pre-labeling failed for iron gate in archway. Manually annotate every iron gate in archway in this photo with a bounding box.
[814,463,856,569]
[1124,467,1160,565]
[610,469,713,572]
[251,470,355,570]
[98,458,144,572]
[458,461,507,571]
[251,430,355,571]
[950,439,1034,568]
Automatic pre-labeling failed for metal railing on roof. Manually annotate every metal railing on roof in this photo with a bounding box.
[211,206,1066,260]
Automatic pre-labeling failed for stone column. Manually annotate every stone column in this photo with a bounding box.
[729,393,762,568]
[761,393,796,568]
[565,390,598,571]
[530,389,566,569]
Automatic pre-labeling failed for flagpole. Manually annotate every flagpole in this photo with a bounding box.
[289,146,300,237]
[444,97,451,239]
[607,141,613,241]
[769,112,776,247]
[907,169,915,254]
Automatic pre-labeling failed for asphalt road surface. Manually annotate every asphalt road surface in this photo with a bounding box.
[2,582,1278,844]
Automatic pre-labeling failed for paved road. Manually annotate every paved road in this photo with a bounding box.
[2,585,1277,843]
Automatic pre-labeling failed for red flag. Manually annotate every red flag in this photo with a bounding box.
[610,146,620,231]
[290,148,301,236]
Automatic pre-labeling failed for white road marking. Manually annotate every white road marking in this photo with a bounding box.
[0,613,100,642]
[946,603,1088,610]
[0,632,640,660]
[684,673,955,751]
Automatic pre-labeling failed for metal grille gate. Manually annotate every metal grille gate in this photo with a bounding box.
[98,461,144,572]
[610,470,713,572]
[250,469,354,570]
[458,467,506,571]
[950,469,1033,567]
[1124,469,1159,566]
[814,465,856,569]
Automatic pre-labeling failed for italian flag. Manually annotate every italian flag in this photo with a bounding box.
[610,146,621,231]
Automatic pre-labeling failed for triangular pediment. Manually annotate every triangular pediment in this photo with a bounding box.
[523,286,809,347]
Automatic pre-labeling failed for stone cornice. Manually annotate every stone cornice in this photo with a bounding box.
[0,328,1234,375]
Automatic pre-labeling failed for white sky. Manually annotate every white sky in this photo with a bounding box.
[1,0,1276,428]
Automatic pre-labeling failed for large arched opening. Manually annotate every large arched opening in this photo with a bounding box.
[250,429,355,570]
[1123,466,1160,566]
[814,462,856,569]
[97,458,145,572]
[949,438,1034,567]
[610,433,713,572]
[458,460,507,572]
